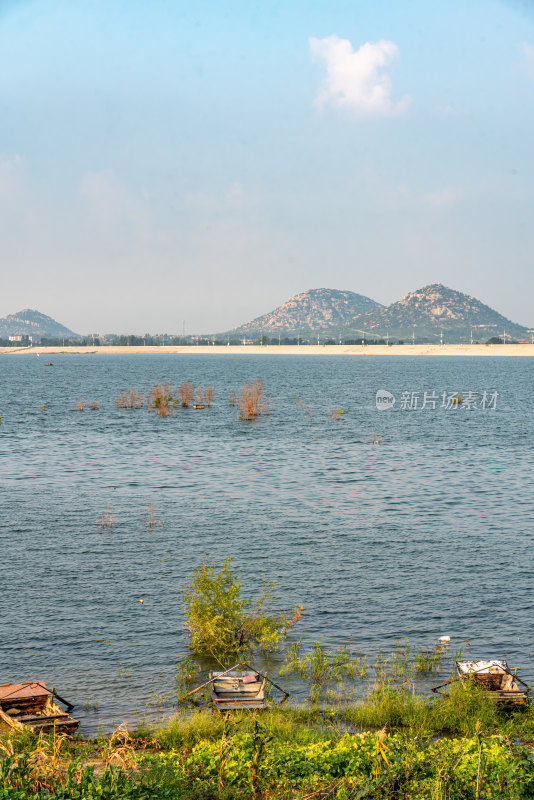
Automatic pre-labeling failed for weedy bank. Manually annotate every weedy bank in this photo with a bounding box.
[3,697,534,800]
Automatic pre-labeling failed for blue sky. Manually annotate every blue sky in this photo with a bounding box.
[1,0,534,333]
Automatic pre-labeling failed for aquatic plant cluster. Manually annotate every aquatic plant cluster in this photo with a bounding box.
[54,378,358,427]
[99,381,265,418]
[182,559,303,663]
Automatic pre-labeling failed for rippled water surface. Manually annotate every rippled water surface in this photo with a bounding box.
[1,354,533,733]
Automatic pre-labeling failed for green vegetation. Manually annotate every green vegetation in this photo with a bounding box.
[182,559,302,663]
[3,562,532,799]
[281,642,367,702]
[4,695,534,799]
[140,722,534,799]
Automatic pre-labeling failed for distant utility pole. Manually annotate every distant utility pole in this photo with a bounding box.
[440,329,443,345]
[386,329,389,345]
[412,326,415,345]
[470,328,473,345]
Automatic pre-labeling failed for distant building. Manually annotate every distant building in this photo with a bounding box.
[8,334,32,343]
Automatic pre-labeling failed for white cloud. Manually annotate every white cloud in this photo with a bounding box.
[422,187,455,209]
[359,168,455,211]
[309,35,410,118]
[185,181,249,213]
[78,169,147,228]
[523,42,534,81]
[432,104,467,118]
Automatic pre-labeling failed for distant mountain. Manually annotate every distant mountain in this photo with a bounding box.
[227,288,383,337]
[344,283,530,342]
[0,309,79,340]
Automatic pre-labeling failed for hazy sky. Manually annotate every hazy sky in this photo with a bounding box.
[1,0,534,333]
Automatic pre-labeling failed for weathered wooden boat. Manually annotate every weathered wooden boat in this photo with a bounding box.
[457,660,528,704]
[433,660,529,705]
[0,682,80,733]
[210,670,267,710]
[192,403,205,409]
[187,662,289,711]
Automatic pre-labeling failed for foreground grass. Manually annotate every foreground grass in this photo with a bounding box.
[2,683,534,799]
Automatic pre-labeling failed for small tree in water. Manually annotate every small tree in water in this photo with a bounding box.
[182,558,302,663]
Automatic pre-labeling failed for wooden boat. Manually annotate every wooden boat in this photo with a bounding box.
[210,670,267,710]
[0,682,80,733]
[456,660,528,704]
[187,662,289,711]
[192,403,205,409]
[433,660,528,705]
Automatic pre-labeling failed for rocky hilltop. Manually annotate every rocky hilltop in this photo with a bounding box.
[345,283,529,342]
[0,309,79,339]
[228,288,383,336]
[224,283,530,342]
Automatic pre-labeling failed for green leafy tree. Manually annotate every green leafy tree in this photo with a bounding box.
[182,558,302,662]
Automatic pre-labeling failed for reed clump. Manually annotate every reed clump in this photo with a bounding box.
[329,407,344,420]
[228,390,237,406]
[89,401,99,410]
[75,397,86,411]
[205,385,213,406]
[193,386,205,408]
[115,388,143,409]
[98,505,113,528]
[148,384,174,416]
[281,642,367,702]
[238,379,267,420]
[178,382,194,408]
[146,501,162,529]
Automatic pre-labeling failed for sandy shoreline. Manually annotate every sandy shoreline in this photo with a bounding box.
[2,343,534,357]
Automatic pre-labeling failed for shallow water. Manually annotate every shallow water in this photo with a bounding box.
[1,354,533,734]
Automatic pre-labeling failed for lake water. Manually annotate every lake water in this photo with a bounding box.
[1,354,533,734]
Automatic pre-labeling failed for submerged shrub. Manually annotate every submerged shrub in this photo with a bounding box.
[147,384,174,416]
[115,388,143,409]
[182,558,302,662]
[178,382,194,408]
[238,380,267,420]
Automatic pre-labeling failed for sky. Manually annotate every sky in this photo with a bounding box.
[1,0,534,334]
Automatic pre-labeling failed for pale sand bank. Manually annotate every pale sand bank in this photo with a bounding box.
[2,344,534,357]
